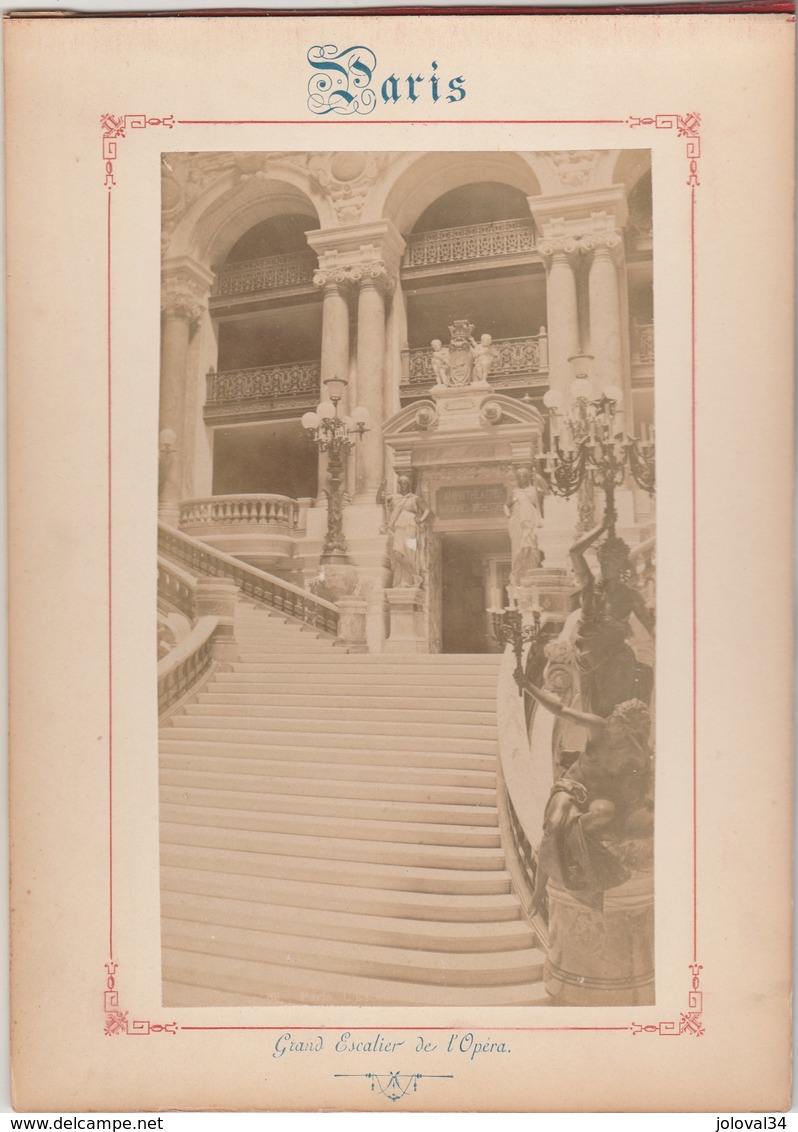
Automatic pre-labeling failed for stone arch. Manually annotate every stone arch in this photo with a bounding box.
[611,149,652,195]
[165,157,332,267]
[371,151,543,236]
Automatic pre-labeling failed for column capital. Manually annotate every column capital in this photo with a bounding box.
[308,218,405,287]
[161,254,214,322]
[581,229,625,265]
[538,236,582,269]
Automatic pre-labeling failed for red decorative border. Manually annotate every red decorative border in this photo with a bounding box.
[101,113,175,188]
[632,965,704,1037]
[629,111,701,185]
[104,962,177,1037]
[105,113,701,1038]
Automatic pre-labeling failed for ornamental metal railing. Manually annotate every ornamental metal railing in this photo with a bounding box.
[179,494,300,532]
[205,360,320,409]
[401,331,548,388]
[158,522,339,637]
[212,250,316,297]
[404,217,536,268]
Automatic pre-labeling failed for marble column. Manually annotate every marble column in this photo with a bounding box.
[354,264,391,503]
[586,232,627,407]
[159,288,202,525]
[315,272,352,501]
[540,240,580,397]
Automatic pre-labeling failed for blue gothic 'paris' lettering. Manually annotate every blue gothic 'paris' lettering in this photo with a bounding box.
[307,45,468,115]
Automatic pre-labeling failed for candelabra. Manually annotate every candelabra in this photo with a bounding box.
[538,357,655,533]
[302,377,370,563]
[489,606,547,695]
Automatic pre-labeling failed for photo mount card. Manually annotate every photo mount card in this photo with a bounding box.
[5,10,794,1113]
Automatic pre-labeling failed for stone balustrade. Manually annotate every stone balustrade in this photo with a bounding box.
[158,522,339,637]
[212,250,316,297]
[157,556,196,620]
[179,494,300,533]
[495,645,547,936]
[404,217,536,269]
[402,331,548,389]
[157,615,219,718]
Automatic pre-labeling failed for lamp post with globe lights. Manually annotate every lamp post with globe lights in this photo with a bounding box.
[537,355,655,534]
[302,376,370,564]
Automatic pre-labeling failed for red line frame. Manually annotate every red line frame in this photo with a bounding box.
[105,114,701,1038]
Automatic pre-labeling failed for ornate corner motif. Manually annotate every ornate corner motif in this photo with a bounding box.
[334,1072,454,1103]
[101,113,175,189]
[103,962,177,1037]
[628,112,701,187]
[631,963,704,1037]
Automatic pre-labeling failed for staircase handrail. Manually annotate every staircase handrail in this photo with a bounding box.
[157,555,199,620]
[158,522,339,637]
[157,615,219,719]
[495,646,549,947]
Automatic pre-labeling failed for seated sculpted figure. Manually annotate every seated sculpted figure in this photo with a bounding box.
[515,673,654,913]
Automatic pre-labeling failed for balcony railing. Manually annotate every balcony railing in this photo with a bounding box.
[401,331,548,389]
[205,360,320,421]
[179,494,300,533]
[632,321,654,364]
[404,218,536,269]
[212,251,317,298]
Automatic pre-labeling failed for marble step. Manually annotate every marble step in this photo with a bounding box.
[160,815,504,871]
[162,950,549,1007]
[162,919,544,987]
[190,699,497,725]
[169,710,497,742]
[161,842,512,896]
[159,796,501,847]
[232,647,503,663]
[162,890,530,952]
[197,689,497,711]
[160,753,496,789]
[213,670,499,689]
[161,866,520,922]
[162,725,498,755]
[160,766,497,807]
[229,661,501,678]
[158,783,499,827]
[159,738,495,773]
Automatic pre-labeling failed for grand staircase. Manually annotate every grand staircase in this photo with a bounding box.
[160,600,549,1006]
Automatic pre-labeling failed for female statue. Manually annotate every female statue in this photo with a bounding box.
[504,466,545,584]
[569,520,654,717]
[382,475,430,588]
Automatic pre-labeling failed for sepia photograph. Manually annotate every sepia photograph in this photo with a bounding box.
[157,147,657,1008]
